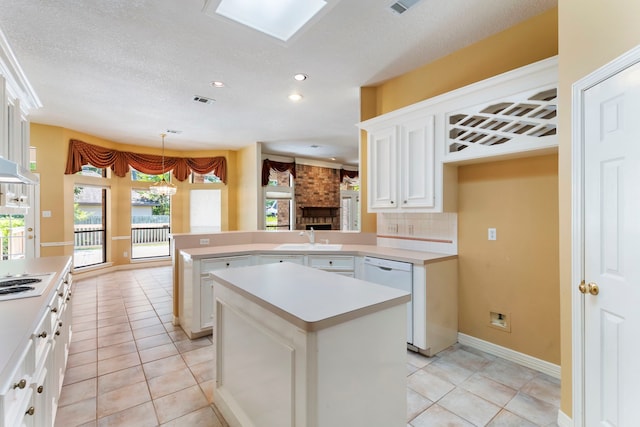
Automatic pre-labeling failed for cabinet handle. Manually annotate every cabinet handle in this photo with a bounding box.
[37,331,47,339]
[55,330,61,336]
[390,200,394,204]
[329,261,333,265]
[58,292,63,297]
[403,200,407,204]
[59,321,63,327]
[13,379,27,389]
[226,262,230,267]
[51,307,58,313]
[37,385,44,394]
[25,407,35,416]
[66,296,71,301]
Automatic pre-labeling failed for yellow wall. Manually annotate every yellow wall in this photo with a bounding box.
[458,155,559,363]
[359,2,561,397]
[557,0,640,417]
[235,143,260,231]
[31,123,236,263]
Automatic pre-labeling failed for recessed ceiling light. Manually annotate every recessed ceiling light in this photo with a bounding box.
[288,93,303,102]
[294,73,308,81]
[211,0,327,42]
[210,81,225,88]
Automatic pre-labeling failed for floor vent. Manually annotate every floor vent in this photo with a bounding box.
[389,0,422,15]
[193,95,215,105]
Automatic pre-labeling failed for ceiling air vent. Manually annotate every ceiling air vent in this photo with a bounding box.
[193,95,215,105]
[389,0,422,15]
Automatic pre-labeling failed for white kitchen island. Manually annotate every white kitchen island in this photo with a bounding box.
[210,262,410,427]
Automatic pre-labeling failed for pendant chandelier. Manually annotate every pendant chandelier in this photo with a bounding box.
[149,133,177,196]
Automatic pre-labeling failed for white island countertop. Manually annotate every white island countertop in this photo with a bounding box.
[211,262,411,332]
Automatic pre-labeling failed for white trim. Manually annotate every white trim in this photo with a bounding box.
[358,56,558,130]
[40,241,73,247]
[570,44,640,427]
[457,333,560,379]
[71,259,171,280]
[557,410,573,427]
[111,236,131,240]
[0,27,41,113]
[261,153,294,163]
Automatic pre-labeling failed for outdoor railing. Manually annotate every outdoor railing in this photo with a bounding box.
[131,225,170,259]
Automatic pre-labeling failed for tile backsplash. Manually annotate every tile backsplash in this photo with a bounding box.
[377,212,457,254]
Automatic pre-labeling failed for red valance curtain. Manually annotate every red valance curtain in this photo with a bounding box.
[340,169,359,181]
[65,139,227,184]
[261,159,296,186]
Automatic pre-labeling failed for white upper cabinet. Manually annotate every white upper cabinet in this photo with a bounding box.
[367,126,397,209]
[360,56,558,213]
[400,116,435,209]
[366,115,436,212]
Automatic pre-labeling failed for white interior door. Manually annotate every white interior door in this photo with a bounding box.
[25,181,39,258]
[582,59,640,425]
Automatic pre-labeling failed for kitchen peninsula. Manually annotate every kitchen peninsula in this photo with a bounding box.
[210,262,410,427]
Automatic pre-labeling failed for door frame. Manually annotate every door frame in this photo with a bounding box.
[571,45,640,427]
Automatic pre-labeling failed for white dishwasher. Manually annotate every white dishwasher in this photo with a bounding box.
[363,256,413,344]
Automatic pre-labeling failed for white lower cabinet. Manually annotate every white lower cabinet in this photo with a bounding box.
[256,254,305,265]
[180,254,252,339]
[0,264,72,427]
[307,255,355,276]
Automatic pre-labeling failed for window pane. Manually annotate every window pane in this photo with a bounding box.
[74,185,106,267]
[131,189,170,259]
[131,168,171,183]
[192,171,222,183]
[268,169,292,187]
[77,164,106,177]
[0,214,26,260]
[265,199,292,230]
[190,189,221,232]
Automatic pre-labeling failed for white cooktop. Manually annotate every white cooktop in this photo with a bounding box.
[0,272,56,302]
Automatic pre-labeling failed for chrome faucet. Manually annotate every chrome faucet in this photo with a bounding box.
[300,227,315,244]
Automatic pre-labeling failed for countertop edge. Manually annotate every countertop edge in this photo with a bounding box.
[212,265,411,332]
[180,243,456,266]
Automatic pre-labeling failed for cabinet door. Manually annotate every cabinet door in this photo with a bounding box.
[367,127,397,210]
[400,116,435,208]
[201,276,215,329]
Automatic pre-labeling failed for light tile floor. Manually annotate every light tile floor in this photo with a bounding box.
[55,266,560,427]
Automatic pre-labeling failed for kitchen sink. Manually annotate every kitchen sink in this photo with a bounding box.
[275,243,342,251]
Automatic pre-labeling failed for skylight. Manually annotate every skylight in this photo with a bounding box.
[209,0,328,42]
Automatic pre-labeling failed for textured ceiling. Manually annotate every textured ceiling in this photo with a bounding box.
[0,0,556,166]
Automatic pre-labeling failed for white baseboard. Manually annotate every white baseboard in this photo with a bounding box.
[557,409,573,427]
[457,333,561,379]
[72,259,171,280]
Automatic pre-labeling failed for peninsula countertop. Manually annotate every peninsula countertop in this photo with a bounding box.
[180,243,456,266]
[211,262,411,332]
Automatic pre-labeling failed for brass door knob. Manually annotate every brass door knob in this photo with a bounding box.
[25,407,35,416]
[588,282,599,295]
[578,281,587,294]
[13,379,26,389]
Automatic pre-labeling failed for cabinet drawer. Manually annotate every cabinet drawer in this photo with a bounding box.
[257,255,305,265]
[0,341,34,427]
[307,256,354,271]
[201,256,252,272]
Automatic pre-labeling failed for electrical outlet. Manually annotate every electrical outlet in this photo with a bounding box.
[488,228,497,240]
[123,251,128,258]
[200,238,210,245]
[42,210,51,218]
